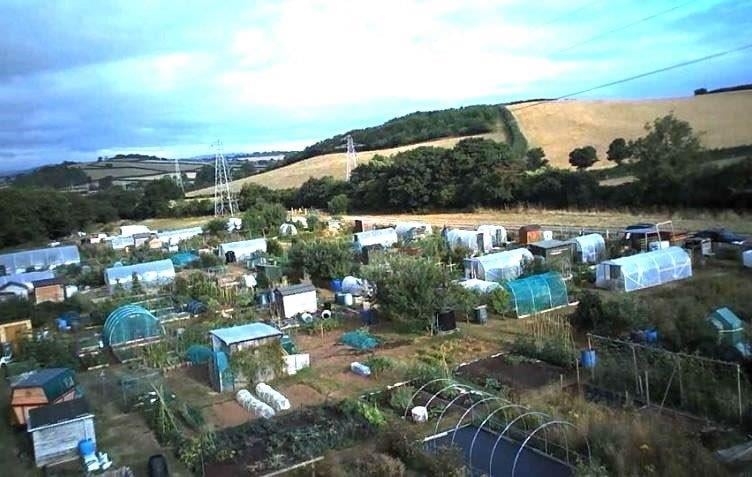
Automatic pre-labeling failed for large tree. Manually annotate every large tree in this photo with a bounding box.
[525,147,548,170]
[568,146,598,170]
[606,138,630,164]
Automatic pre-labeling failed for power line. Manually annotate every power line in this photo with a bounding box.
[514,42,752,111]
[555,0,697,55]
[539,1,601,27]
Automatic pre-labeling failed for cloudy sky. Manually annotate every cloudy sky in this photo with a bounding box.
[0,0,750,172]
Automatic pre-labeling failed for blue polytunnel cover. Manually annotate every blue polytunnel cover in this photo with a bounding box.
[504,272,569,318]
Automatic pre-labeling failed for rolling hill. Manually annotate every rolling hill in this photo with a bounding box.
[189,90,752,194]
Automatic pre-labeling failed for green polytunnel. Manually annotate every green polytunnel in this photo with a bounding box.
[504,272,569,318]
[103,304,164,347]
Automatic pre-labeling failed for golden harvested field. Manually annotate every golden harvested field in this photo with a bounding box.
[344,207,752,234]
[510,90,752,169]
[187,131,506,195]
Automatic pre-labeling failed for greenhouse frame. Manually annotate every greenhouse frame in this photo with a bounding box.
[567,233,606,264]
[464,248,533,282]
[0,245,80,275]
[103,304,164,347]
[504,272,569,318]
[104,259,176,291]
[595,246,692,292]
[352,228,398,251]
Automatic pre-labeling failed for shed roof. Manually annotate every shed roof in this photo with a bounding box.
[11,368,75,401]
[529,240,570,249]
[708,307,743,331]
[0,270,55,288]
[276,283,317,296]
[0,281,31,292]
[32,277,64,288]
[27,398,92,431]
[210,322,282,345]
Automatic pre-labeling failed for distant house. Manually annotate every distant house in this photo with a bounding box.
[0,281,32,301]
[9,368,78,426]
[119,224,151,237]
[0,319,32,348]
[209,322,283,354]
[27,398,95,467]
[32,277,66,304]
[104,259,176,292]
[272,283,318,319]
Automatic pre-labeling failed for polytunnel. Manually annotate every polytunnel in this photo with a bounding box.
[445,229,493,253]
[477,225,507,247]
[567,233,606,264]
[595,246,692,292]
[464,248,533,282]
[104,259,176,291]
[103,304,164,347]
[0,245,80,274]
[504,272,569,318]
[394,222,432,241]
[352,228,398,251]
[458,278,502,294]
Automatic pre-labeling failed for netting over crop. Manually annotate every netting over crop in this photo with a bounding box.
[103,304,164,347]
[340,329,380,350]
[595,246,692,292]
[504,272,569,318]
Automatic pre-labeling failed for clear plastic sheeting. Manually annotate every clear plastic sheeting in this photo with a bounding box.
[103,304,163,347]
[255,383,291,411]
[236,389,275,418]
[0,245,80,274]
[458,278,502,294]
[477,225,507,247]
[278,223,298,236]
[341,276,370,296]
[445,229,492,253]
[595,246,692,292]
[157,226,203,245]
[567,233,606,264]
[104,259,176,291]
[218,239,267,261]
[353,228,398,251]
[464,248,533,282]
[504,272,569,318]
[0,270,55,288]
[394,222,432,241]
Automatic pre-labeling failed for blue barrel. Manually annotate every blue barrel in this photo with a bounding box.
[645,329,659,343]
[78,438,95,457]
[331,279,342,292]
[581,349,597,369]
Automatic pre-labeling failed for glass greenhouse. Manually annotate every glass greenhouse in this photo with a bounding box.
[567,233,606,264]
[104,259,176,291]
[103,304,163,347]
[504,272,569,318]
[595,246,692,292]
[464,248,533,282]
[0,245,80,275]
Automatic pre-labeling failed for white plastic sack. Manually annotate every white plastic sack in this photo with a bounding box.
[411,406,428,423]
[255,383,291,411]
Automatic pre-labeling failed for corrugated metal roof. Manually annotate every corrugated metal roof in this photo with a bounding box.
[529,239,569,249]
[11,368,76,401]
[275,283,316,296]
[28,398,92,431]
[0,245,80,274]
[210,322,282,345]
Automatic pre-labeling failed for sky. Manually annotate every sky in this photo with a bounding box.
[0,0,750,172]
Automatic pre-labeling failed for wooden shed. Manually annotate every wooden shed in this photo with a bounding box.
[32,277,65,304]
[518,225,543,245]
[9,368,78,426]
[27,398,95,467]
[272,283,318,319]
[0,319,32,349]
[528,240,574,276]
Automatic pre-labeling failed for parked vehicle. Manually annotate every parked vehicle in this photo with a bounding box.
[692,229,748,245]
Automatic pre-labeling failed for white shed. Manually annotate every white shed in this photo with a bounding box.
[353,228,398,252]
[219,238,267,262]
[477,225,507,247]
[119,224,151,237]
[27,398,95,467]
[272,283,318,318]
[444,228,493,254]
[464,248,533,281]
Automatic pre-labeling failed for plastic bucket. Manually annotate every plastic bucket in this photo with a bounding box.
[330,279,342,293]
[78,438,96,457]
[581,349,597,369]
[644,329,659,343]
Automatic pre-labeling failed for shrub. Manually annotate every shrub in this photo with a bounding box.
[388,386,415,412]
[351,453,406,477]
[364,355,395,376]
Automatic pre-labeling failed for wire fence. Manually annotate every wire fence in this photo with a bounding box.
[587,334,750,423]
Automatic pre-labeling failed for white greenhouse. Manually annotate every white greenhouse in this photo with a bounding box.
[104,259,176,291]
[157,226,203,245]
[444,229,493,254]
[218,239,267,262]
[278,223,298,236]
[477,225,507,247]
[353,228,398,251]
[567,233,606,264]
[0,245,80,275]
[458,278,502,294]
[595,246,692,292]
[394,222,432,241]
[109,236,135,251]
[464,248,534,282]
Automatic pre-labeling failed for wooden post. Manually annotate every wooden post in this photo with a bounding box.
[676,357,684,406]
[632,345,640,396]
[738,364,743,423]
[645,370,650,406]
[576,359,581,394]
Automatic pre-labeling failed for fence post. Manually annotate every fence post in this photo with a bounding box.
[631,345,640,396]
[645,371,650,406]
[676,357,684,407]
[738,364,743,423]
